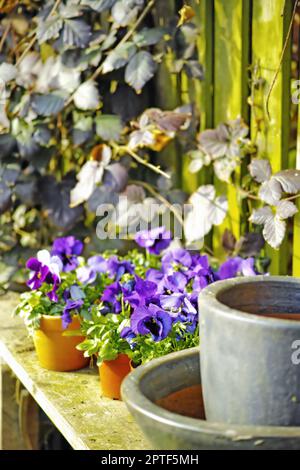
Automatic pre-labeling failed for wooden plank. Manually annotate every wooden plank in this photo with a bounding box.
[212,0,251,257]
[0,362,39,449]
[153,1,182,187]
[251,0,292,275]
[0,293,149,451]
[181,0,214,194]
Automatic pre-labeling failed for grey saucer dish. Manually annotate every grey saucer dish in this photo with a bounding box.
[121,347,300,449]
[199,275,300,427]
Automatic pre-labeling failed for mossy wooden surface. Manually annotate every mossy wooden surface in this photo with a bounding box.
[0,293,149,450]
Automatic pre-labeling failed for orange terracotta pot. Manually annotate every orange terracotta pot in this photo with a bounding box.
[33,315,89,371]
[99,354,131,400]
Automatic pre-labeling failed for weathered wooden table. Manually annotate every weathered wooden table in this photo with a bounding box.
[0,292,149,450]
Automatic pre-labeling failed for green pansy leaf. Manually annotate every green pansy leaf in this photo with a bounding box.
[125,51,157,93]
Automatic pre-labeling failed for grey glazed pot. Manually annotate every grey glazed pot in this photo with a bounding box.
[199,275,300,427]
[121,348,300,449]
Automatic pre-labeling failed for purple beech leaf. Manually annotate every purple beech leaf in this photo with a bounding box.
[81,0,117,12]
[62,18,92,48]
[125,51,157,94]
[36,16,63,44]
[102,42,137,74]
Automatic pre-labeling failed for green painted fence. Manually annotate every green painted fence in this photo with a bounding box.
[154,0,299,275]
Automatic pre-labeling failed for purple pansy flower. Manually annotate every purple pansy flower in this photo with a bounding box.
[101,281,122,313]
[26,250,62,302]
[77,255,108,285]
[107,256,134,281]
[122,276,158,308]
[130,304,173,342]
[164,271,188,293]
[218,257,257,280]
[120,327,137,349]
[62,299,83,329]
[162,248,192,273]
[51,236,83,272]
[135,226,172,255]
[192,267,219,293]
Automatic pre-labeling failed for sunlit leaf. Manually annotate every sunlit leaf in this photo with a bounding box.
[263,216,286,250]
[177,5,196,27]
[70,147,111,207]
[249,159,271,183]
[273,169,300,195]
[73,80,100,110]
[184,185,228,243]
[276,200,298,219]
[258,179,282,205]
[0,63,17,82]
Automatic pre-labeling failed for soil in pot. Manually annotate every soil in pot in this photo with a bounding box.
[99,354,131,400]
[33,315,89,371]
[156,385,205,419]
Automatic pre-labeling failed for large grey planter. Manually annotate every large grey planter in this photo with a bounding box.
[199,275,300,427]
[121,347,300,449]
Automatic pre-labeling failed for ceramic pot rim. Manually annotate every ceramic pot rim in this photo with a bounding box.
[199,275,300,327]
[121,348,300,439]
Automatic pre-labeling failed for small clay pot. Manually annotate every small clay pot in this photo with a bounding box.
[99,354,131,400]
[33,315,88,371]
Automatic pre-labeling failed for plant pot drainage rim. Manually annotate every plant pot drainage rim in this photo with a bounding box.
[199,275,300,326]
[121,347,300,439]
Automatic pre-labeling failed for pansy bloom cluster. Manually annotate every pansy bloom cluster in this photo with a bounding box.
[15,228,262,365]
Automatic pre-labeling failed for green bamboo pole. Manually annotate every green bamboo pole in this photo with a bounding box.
[212,0,251,258]
[153,1,182,186]
[251,0,292,275]
[293,88,300,276]
[181,0,214,194]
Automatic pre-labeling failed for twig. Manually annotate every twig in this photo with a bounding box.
[65,0,156,107]
[130,180,184,226]
[125,147,171,179]
[266,0,298,120]
[90,0,156,82]
[16,0,61,66]
[0,22,10,53]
